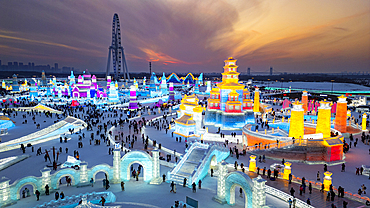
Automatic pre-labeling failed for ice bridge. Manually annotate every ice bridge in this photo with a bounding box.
[168,141,229,187]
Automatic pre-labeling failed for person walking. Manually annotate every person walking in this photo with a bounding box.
[121,181,125,191]
[173,182,177,193]
[288,198,293,208]
[60,191,64,199]
[170,181,174,193]
[239,187,243,198]
[183,178,187,187]
[317,171,320,181]
[198,180,202,189]
[290,187,295,197]
[99,196,106,206]
[35,190,40,201]
[55,191,59,200]
[192,182,196,193]
[45,184,50,195]
[90,178,94,187]
[341,163,345,172]
[309,182,312,194]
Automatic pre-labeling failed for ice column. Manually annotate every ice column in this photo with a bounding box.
[128,85,138,110]
[79,162,88,185]
[289,101,304,139]
[169,82,175,101]
[302,91,308,114]
[206,81,211,93]
[283,162,292,180]
[249,155,256,172]
[362,113,367,131]
[335,95,347,133]
[323,171,332,191]
[253,88,260,113]
[113,149,121,183]
[252,175,267,208]
[0,177,11,205]
[214,161,228,203]
[150,149,162,184]
[316,101,331,138]
[41,168,51,191]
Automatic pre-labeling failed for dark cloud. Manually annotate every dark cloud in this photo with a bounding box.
[0,0,369,73]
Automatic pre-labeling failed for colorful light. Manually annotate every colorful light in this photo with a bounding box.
[323,171,332,191]
[335,95,347,133]
[316,101,331,138]
[283,162,291,180]
[289,101,304,139]
[249,155,256,172]
[302,91,308,114]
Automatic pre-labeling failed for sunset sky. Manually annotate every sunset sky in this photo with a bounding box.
[0,0,369,74]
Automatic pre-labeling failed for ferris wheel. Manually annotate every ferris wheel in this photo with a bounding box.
[106,13,130,82]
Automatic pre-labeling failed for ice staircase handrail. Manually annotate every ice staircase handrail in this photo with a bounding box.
[265,185,315,208]
[170,142,209,177]
[190,142,228,185]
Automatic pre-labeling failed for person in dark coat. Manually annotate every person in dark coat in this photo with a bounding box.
[45,184,49,195]
[192,182,196,193]
[55,191,59,200]
[35,190,40,201]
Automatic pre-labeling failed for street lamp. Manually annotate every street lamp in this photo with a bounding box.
[331,80,334,93]
[281,78,284,88]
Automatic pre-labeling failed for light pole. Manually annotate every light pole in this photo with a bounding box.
[281,78,284,88]
[331,80,334,93]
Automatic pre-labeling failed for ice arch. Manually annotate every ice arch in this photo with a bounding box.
[11,176,40,201]
[88,164,113,181]
[225,171,253,208]
[120,151,153,182]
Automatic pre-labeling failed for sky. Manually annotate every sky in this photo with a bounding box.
[0,0,369,74]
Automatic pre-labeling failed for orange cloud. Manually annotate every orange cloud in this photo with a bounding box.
[140,48,187,64]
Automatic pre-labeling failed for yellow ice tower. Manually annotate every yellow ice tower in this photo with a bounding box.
[253,88,260,113]
[316,101,331,138]
[362,113,367,131]
[249,155,256,172]
[289,101,304,139]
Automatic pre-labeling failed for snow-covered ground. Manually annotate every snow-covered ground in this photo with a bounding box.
[0,90,369,208]
[0,107,290,208]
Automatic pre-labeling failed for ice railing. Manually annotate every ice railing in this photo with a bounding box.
[170,141,209,178]
[32,191,116,208]
[243,124,295,151]
[190,142,228,185]
[265,186,315,208]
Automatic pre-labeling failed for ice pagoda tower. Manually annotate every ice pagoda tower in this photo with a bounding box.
[204,57,254,129]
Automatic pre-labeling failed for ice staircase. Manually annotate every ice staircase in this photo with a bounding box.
[169,141,229,187]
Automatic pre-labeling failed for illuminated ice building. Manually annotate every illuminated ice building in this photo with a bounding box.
[174,94,203,137]
[204,57,254,129]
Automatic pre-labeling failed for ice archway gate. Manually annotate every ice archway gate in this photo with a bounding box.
[214,162,267,208]
[0,149,162,207]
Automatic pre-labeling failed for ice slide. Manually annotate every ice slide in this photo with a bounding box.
[0,116,86,152]
[169,141,229,187]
